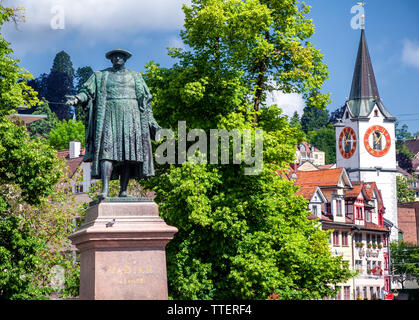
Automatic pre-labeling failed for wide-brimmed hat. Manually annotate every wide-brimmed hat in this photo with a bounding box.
[105,49,132,60]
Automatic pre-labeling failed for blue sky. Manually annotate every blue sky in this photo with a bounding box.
[3,0,419,133]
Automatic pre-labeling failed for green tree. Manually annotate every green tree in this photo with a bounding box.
[395,121,413,152]
[300,104,329,134]
[0,7,38,117]
[48,119,85,150]
[142,0,352,300]
[308,124,336,164]
[396,175,416,204]
[0,214,45,299]
[0,5,81,299]
[289,111,303,131]
[390,241,419,289]
[27,100,59,139]
[46,51,75,120]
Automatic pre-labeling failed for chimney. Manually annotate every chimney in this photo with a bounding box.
[69,141,81,159]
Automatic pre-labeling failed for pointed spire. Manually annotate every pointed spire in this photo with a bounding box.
[349,29,380,101]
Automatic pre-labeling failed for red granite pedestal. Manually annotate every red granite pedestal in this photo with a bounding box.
[69,199,178,300]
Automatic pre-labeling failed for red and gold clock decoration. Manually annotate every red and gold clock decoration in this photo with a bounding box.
[364,125,391,157]
[339,127,357,158]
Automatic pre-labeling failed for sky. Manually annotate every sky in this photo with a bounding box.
[3,0,419,133]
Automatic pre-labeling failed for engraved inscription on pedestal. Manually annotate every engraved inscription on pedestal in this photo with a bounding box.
[69,200,177,300]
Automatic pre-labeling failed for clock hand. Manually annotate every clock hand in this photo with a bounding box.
[375,131,384,145]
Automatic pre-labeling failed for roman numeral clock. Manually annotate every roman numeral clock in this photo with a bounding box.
[338,127,357,159]
[364,125,391,157]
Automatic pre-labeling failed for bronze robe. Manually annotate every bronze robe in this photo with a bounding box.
[76,67,160,180]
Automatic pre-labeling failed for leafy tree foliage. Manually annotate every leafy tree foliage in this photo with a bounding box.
[28,51,76,120]
[48,119,85,150]
[0,214,45,299]
[142,0,352,300]
[300,104,329,134]
[396,175,416,204]
[289,111,303,131]
[0,7,38,116]
[390,241,419,289]
[0,6,82,299]
[307,124,336,164]
[395,121,413,152]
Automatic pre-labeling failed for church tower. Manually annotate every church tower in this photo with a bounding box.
[335,28,399,241]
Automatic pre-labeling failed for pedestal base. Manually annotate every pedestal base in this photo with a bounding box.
[69,199,177,300]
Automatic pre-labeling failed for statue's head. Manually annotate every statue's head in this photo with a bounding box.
[106,49,132,68]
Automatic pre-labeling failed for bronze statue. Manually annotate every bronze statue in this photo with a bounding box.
[66,49,161,199]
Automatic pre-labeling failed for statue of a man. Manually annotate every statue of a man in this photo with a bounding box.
[65,49,161,199]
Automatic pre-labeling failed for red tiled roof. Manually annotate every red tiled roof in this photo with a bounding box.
[345,184,364,198]
[307,213,319,220]
[295,168,345,187]
[320,214,333,222]
[361,222,388,232]
[296,185,318,200]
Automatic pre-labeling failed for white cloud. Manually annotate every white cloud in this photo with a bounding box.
[2,0,190,56]
[402,39,419,70]
[265,90,306,117]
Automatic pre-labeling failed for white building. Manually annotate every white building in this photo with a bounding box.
[334,28,399,242]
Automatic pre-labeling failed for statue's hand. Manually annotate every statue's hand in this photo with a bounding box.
[65,95,79,106]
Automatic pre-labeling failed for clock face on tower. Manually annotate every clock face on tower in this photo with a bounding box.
[364,125,391,157]
[339,127,357,158]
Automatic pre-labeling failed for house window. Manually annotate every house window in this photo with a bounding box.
[365,209,370,222]
[356,207,363,220]
[342,232,348,246]
[372,235,376,244]
[384,253,389,270]
[363,287,367,299]
[312,205,318,216]
[366,234,370,244]
[356,287,360,299]
[333,231,339,246]
[355,260,362,272]
[376,287,381,299]
[344,286,351,300]
[326,203,331,215]
[374,109,379,117]
[370,287,375,299]
[336,286,341,300]
[345,112,349,119]
[336,200,342,216]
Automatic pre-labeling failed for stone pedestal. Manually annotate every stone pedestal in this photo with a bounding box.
[69,199,178,300]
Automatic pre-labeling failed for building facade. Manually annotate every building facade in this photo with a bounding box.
[334,29,398,242]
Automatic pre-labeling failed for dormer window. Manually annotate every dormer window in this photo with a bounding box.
[374,109,379,117]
